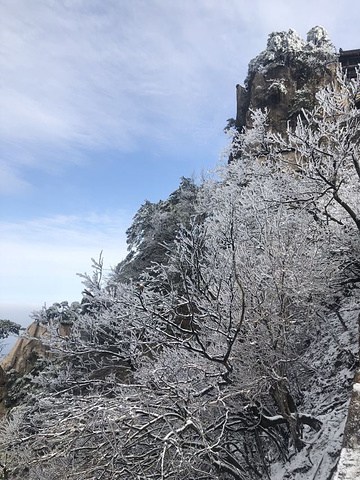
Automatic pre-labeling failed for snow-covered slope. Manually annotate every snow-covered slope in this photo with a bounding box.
[271,303,359,479]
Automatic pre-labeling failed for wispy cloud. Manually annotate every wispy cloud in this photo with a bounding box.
[0,211,130,306]
[3,0,356,193]
[1,0,263,192]
[0,161,31,194]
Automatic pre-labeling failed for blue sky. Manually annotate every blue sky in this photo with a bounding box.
[1,0,359,332]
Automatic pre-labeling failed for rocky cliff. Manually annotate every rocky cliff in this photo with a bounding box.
[0,321,71,415]
[235,26,337,135]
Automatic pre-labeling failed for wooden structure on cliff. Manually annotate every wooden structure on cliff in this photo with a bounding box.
[339,48,360,80]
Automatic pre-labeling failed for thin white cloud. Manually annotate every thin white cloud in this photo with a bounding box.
[0,0,260,192]
[0,211,130,306]
[0,161,31,194]
[2,0,357,167]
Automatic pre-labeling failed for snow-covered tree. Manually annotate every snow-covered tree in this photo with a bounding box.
[288,69,360,232]
[113,177,198,283]
[0,320,21,340]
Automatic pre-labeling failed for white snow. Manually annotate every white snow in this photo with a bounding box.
[353,383,360,393]
[246,26,336,85]
[333,447,360,480]
[306,26,334,50]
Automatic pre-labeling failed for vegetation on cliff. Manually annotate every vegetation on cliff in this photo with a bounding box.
[246,26,336,86]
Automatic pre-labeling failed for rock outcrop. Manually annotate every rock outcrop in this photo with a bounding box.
[0,322,49,374]
[0,322,49,416]
[235,26,337,136]
[0,321,71,416]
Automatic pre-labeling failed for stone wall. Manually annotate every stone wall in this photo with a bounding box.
[334,316,360,479]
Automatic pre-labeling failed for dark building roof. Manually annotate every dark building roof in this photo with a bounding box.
[339,48,360,79]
